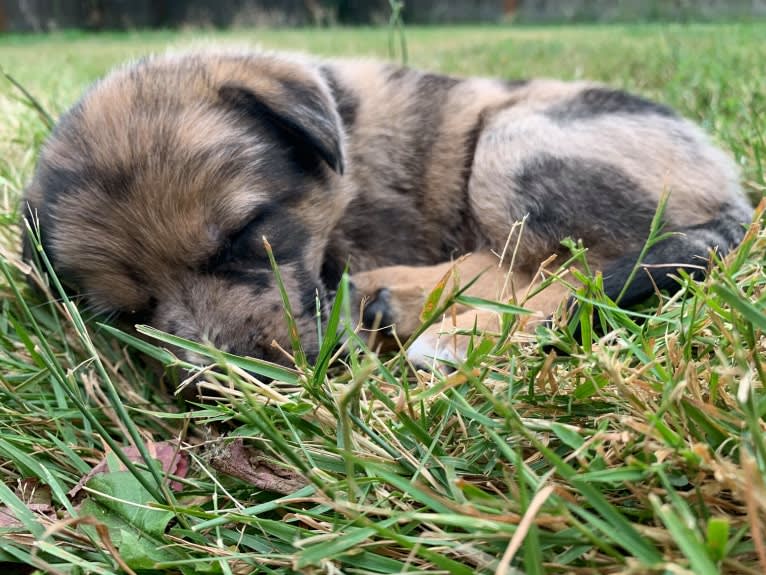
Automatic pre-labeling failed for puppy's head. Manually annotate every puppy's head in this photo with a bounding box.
[23,51,349,365]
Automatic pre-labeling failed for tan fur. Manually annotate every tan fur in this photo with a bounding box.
[23,49,753,373]
[352,251,572,361]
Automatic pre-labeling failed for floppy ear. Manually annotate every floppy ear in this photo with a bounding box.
[219,78,345,175]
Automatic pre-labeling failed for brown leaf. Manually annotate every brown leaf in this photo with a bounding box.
[208,438,308,494]
[16,477,52,506]
[0,503,55,529]
[0,506,23,528]
[0,479,55,528]
[68,440,189,498]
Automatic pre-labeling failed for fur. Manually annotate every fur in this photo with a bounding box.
[22,50,753,368]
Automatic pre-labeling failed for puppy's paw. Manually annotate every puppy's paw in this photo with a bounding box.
[406,309,502,372]
[406,327,469,373]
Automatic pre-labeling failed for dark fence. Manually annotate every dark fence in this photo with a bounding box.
[515,0,766,22]
[0,0,511,31]
[0,0,763,32]
[0,0,318,31]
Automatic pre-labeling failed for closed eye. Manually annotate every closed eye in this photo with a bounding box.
[113,296,158,325]
[204,206,274,272]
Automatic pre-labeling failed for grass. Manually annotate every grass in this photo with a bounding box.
[1,23,765,574]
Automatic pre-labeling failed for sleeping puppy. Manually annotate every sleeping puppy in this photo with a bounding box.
[22,50,753,371]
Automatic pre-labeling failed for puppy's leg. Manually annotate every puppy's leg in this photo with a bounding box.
[406,308,500,369]
[351,252,507,338]
[351,251,571,365]
[406,271,572,369]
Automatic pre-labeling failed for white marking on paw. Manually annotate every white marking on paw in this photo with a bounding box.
[406,329,467,372]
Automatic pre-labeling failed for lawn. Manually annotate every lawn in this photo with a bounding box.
[1,23,765,574]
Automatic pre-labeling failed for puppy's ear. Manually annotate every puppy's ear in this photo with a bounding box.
[219,79,345,175]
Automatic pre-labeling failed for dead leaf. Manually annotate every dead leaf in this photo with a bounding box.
[0,478,55,528]
[208,438,307,494]
[69,440,189,498]
[0,503,55,529]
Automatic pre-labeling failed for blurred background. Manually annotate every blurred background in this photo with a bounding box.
[1,0,765,32]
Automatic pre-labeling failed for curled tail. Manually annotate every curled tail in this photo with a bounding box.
[601,201,753,307]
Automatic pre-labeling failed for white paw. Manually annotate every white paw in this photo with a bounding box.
[406,329,468,372]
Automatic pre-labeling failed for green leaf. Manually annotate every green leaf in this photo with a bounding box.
[295,524,385,568]
[455,294,532,315]
[311,271,350,384]
[705,517,730,562]
[651,494,719,575]
[263,237,307,368]
[575,467,647,484]
[80,471,184,570]
[134,324,299,384]
[519,431,662,565]
[98,323,177,364]
[550,423,586,450]
[713,283,766,331]
[364,463,452,514]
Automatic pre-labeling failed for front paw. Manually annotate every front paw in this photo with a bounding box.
[406,327,468,373]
